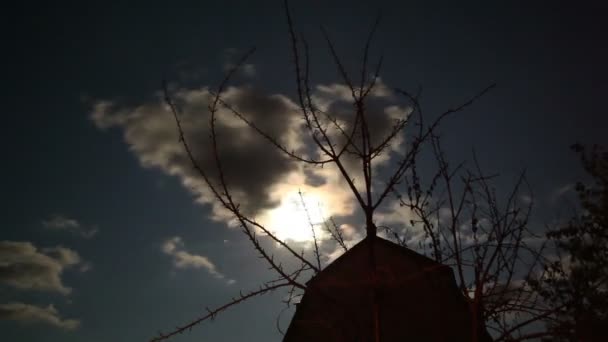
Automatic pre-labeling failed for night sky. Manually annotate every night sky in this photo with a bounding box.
[2,1,607,341]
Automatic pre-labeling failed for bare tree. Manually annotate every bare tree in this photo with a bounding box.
[387,133,560,340]
[150,1,557,341]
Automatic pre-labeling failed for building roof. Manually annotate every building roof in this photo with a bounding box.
[283,236,493,341]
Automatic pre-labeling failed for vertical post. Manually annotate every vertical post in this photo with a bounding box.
[366,222,380,342]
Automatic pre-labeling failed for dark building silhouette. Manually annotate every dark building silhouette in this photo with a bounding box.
[284,236,493,341]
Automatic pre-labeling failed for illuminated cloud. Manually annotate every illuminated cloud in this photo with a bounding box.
[91,81,411,244]
[324,223,364,264]
[0,302,80,331]
[91,87,302,222]
[0,241,84,295]
[161,236,227,281]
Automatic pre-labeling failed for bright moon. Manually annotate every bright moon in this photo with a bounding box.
[267,192,328,243]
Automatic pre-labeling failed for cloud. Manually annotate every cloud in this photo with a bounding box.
[223,62,256,77]
[550,183,575,203]
[91,82,410,241]
[0,241,85,295]
[323,223,364,264]
[222,48,256,77]
[42,215,98,239]
[374,200,417,228]
[0,302,80,330]
[311,80,412,190]
[162,237,227,280]
[91,87,302,221]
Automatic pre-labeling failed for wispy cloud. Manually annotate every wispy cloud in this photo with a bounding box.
[222,47,256,77]
[0,302,80,330]
[0,241,86,295]
[223,62,256,77]
[162,237,232,283]
[550,183,575,204]
[42,214,98,239]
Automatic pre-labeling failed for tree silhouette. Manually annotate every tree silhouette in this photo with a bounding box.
[530,144,608,341]
[150,1,560,341]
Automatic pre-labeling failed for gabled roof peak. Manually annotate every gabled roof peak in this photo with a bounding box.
[307,235,447,286]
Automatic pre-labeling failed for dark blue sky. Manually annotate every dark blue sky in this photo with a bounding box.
[2,1,607,341]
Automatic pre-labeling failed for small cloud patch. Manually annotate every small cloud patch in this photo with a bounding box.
[161,237,231,283]
[0,241,85,295]
[42,215,98,239]
[0,302,80,330]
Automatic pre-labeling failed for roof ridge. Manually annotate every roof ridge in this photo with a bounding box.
[306,235,445,286]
